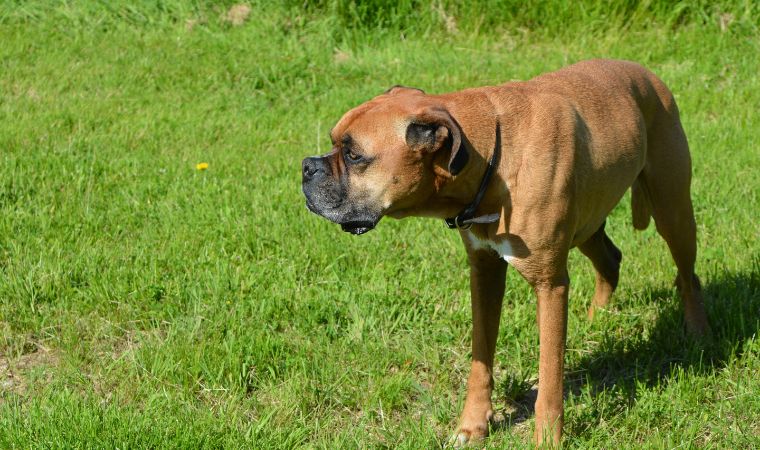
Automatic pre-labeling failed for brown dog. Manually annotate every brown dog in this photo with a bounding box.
[301,59,710,446]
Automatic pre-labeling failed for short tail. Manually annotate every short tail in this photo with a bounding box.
[631,178,651,230]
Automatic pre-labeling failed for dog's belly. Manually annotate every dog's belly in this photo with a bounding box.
[570,101,648,245]
[571,138,645,246]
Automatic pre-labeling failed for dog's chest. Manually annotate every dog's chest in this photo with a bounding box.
[464,230,518,264]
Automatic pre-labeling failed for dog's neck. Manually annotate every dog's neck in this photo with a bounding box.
[441,120,502,229]
[390,121,505,222]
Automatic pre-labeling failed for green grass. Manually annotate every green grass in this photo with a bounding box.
[1,1,759,448]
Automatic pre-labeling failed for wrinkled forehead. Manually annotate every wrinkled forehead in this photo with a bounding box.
[330,97,421,148]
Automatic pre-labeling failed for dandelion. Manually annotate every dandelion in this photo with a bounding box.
[196,162,209,171]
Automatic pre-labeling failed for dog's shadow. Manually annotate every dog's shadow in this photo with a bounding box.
[491,267,760,435]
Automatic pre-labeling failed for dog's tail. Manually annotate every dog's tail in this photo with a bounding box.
[631,177,651,230]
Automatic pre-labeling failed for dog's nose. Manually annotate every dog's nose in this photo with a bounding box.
[302,157,321,181]
[302,158,317,180]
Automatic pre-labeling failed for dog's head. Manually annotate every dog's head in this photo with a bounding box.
[301,86,469,234]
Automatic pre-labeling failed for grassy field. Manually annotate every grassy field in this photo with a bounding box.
[1,1,759,448]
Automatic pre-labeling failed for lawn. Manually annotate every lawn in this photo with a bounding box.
[0,1,758,448]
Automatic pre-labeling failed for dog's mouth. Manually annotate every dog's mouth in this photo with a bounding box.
[305,198,379,235]
[340,220,376,235]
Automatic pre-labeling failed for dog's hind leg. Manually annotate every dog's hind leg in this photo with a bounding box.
[639,115,711,336]
[579,221,622,320]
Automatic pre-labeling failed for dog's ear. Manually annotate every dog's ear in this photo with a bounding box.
[405,108,467,175]
[384,85,425,96]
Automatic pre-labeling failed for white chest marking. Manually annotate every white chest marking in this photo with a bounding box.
[464,230,518,264]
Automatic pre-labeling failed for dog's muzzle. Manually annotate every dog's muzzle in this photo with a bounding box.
[302,156,379,235]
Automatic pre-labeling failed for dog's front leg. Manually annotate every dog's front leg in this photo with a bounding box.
[533,275,569,447]
[455,246,507,445]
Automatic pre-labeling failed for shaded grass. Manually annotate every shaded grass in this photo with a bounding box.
[1,1,759,448]
[3,1,759,36]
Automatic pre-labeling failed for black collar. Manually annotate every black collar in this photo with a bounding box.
[444,121,501,230]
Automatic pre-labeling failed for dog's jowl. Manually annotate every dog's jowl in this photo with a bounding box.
[302,59,710,446]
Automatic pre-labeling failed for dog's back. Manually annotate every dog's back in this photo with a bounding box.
[533,59,692,234]
[499,59,689,242]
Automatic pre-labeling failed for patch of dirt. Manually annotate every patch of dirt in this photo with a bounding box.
[105,329,140,360]
[185,18,207,31]
[333,49,351,65]
[718,13,734,32]
[223,4,251,26]
[0,343,60,396]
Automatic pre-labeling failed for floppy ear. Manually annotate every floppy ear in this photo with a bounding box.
[405,108,468,175]
[384,85,425,95]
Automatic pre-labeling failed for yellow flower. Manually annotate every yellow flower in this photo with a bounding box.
[196,162,209,171]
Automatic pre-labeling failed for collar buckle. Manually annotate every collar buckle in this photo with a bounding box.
[445,216,472,230]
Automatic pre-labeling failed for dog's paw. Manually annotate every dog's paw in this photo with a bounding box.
[450,410,492,447]
[450,432,470,448]
[450,429,485,448]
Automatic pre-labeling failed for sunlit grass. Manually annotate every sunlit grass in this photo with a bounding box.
[0,2,758,448]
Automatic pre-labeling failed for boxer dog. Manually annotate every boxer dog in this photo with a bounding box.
[301,59,710,446]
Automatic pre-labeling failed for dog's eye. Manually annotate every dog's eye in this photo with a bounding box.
[345,148,363,162]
